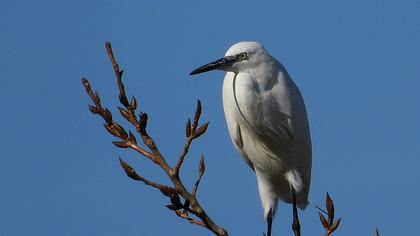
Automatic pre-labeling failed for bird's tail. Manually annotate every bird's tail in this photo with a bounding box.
[285,170,308,209]
[285,170,303,193]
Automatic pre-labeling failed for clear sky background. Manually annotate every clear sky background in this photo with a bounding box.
[1,0,419,235]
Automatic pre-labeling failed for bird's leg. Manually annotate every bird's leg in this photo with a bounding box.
[291,186,301,236]
[266,209,273,236]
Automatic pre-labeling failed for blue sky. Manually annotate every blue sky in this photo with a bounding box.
[1,0,419,235]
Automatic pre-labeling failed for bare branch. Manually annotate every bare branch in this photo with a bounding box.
[82,42,228,236]
[175,210,206,227]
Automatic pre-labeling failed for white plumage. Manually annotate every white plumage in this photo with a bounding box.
[191,41,311,233]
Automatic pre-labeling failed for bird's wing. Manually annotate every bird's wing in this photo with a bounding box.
[233,122,255,170]
[233,71,297,154]
[222,72,255,170]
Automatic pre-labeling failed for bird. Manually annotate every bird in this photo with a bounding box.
[190,42,311,236]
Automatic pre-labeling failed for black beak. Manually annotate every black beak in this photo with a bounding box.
[190,56,236,75]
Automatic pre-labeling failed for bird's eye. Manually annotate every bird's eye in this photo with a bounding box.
[239,53,248,61]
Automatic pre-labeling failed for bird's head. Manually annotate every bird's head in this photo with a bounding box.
[190,41,270,75]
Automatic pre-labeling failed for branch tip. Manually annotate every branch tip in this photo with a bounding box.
[330,218,341,232]
[195,121,209,137]
[199,155,205,175]
[192,155,206,198]
[130,96,137,110]
[113,141,129,148]
[192,99,202,131]
[119,158,141,181]
[319,211,329,229]
[326,192,335,225]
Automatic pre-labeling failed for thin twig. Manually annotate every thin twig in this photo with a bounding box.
[119,157,176,197]
[174,136,193,176]
[105,41,129,107]
[173,100,207,177]
[192,155,205,198]
[175,210,206,227]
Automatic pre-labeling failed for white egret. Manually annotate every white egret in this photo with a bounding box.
[190,42,311,236]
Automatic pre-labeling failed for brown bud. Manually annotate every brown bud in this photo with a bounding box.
[199,155,205,175]
[81,78,89,87]
[128,131,137,144]
[105,41,111,49]
[194,122,209,138]
[319,212,329,229]
[112,141,128,148]
[193,99,202,130]
[330,218,341,233]
[326,192,335,225]
[130,97,137,110]
[111,121,128,139]
[104,123,119,137]
[186,118,191,137]
[118,107,130,120]
[119,158,141,181]
[88,105,97,114]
